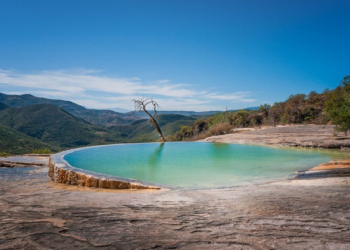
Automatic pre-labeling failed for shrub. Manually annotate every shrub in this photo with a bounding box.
[0,152,10,157]
[191,133,209,141]
[207,123,232,136]
[209,112,231,126]
[326,76,350,135]
[165,135,176,142]
[32,149,53,154]
[170,75,350,141]
[229,110,250,127]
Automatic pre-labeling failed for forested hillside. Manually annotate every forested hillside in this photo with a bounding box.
[0,93,228,126]
[0,102,9,111]
[0,93,138,126]
[172,75,350,141]
[1,75,349,155]
[0,103,196,155]
[0,104,114,148]
[109,114,196,142]
[0,124,59,155]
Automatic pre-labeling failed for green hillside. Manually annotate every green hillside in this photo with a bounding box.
[0,124,58,155]
[0,104,117,148]
[0,93,230,126]
[0,102,9,111]
[0,105,195,154]
[0,93,138,126]
[109,114,196,142]
[172,75,350,141]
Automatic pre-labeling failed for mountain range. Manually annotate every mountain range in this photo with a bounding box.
[0,97,197,154]
[0,93,257,126]
[0,123,59,155]
[0,92,257,155]
[0,93,138,127]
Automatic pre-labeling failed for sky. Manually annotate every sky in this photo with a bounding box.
[0,0,349,112]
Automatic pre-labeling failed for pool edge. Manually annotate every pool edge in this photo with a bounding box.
[48,149,162,190]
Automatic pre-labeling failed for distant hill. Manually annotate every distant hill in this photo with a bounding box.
[0,104,121,148]
[233,107,259,111]
[127,110,221,119]
[0,105,196,153]
[108,114,196,142]
[128,107,259,119]
[110,107,133,113]
[0,93,259,126]
[0,93,138,127]
[0,93,260,154]
[0,102,9,111]
[0,92,222,121]
[0,124,58,155]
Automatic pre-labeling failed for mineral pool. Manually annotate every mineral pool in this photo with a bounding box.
[63,142,348,189]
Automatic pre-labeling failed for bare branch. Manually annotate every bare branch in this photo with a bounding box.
[132,98,165,143]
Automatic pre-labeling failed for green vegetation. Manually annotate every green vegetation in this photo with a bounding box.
[0,104,109,148]
[32,149,53,154]
[173,75,350,141]
[0,102,9,111]
[171,115,233,141]
[0,103,196,154]
[0,124,59,155]
[0,93,137,126]
[326,76,350,135]
[109,114,196,142]
[1,75,349,154]
[0,92,227,127]
[0,152,10,157]
[0,93,217,127]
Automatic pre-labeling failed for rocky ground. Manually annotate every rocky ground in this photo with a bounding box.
[1,166,350,250]
[1,125,350,250]
[203,124,350,149]
[0,155,49,168]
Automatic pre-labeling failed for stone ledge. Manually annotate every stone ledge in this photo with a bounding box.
[0,161,47,168]
[48,151,161,190]
[310,160,350,171]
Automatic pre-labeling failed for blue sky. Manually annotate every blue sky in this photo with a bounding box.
[0,0,349,111]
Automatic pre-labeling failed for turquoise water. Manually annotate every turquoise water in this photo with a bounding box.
[63,142,348,189]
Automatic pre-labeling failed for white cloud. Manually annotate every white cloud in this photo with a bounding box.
[157,79,170,84]
[0,69,256,111]
[71,97,220,112]
[205,92,255,102]
[28,90,81,98]
[0,69,196,97]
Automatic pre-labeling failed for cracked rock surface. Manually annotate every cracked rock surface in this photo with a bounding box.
[203,125,350,148]
[1,165,350,250]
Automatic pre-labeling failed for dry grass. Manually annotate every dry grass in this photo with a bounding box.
[207,123,232,136]
[190,123,233,141]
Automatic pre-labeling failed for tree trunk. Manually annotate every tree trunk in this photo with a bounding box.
[133,98,166,143]
[149,118,165,143]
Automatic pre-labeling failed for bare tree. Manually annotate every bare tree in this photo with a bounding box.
[133,98,166,143]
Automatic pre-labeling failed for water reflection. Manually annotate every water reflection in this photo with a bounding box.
[148,143,165,169]
[128,143,165,182]
[209,143,231,159]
